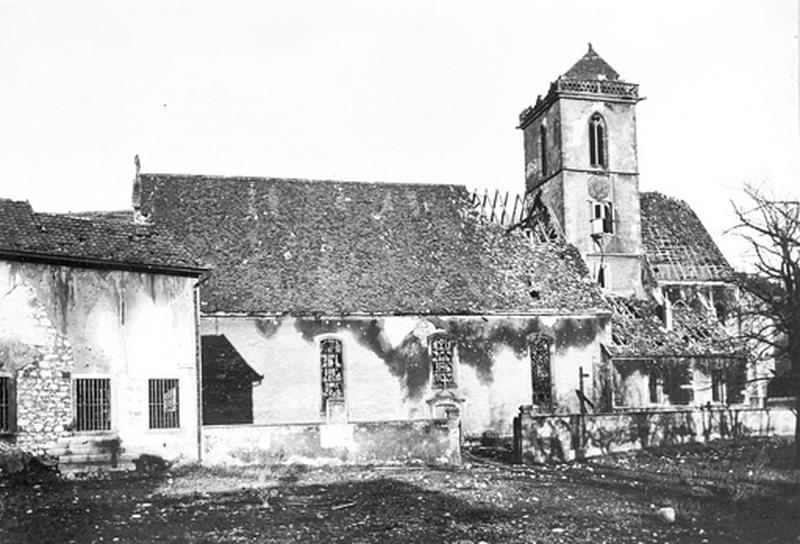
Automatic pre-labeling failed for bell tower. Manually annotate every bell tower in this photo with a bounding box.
[519,44,645,297]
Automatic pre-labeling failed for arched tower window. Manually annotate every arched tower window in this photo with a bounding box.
[539,125,548,177]
[589,113,607,168]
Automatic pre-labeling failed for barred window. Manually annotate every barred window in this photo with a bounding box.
[429,334,455,389]
[530,336,553,406]
[320,338,344,411]
[74,378,111,432]
[0,376,14,434]
[149,379,180,429]
[589,113,607,168]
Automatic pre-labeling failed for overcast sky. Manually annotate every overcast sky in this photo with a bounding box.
[1,0,798,266]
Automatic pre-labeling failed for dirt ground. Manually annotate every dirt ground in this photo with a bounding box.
[1,438,799,543]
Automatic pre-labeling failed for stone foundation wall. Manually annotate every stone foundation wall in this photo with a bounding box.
[514,405,797,464]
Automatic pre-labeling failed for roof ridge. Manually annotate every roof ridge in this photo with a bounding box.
[140,172,471,191]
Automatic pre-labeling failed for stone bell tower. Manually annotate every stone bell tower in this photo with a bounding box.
[518,44,645,297]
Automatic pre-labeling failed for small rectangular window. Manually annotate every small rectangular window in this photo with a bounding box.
[74,378,111,432]
[149,379,180,429]
[711,369,726,403]
[0,376,14,434]
[648,370,663,404]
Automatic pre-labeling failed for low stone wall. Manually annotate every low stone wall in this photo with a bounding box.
[514,405,796,464]
[202,416,461,466]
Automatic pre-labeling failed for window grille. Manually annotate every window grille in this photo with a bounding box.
[320,338,344,411]
[589,113,607,168]
[149,378,180,429]
[0,376,13,434]
[530,336,553,406]
[74,378,111,432]
[430,335,456,389]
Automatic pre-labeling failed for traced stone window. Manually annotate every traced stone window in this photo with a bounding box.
[320,338,344,411]
[539,125,548,177]
[74,378,111,432]
[590,201,614,235]
[0,375,14,434]
[429,334,456,389]
[529,336,553,406]
[149,378,180,429]
[589,113,607,168]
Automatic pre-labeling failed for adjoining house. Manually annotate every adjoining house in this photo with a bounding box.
[0,199,206,469]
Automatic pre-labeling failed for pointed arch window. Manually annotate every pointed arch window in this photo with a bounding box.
[320,338,344,412]
[589,113,607,168]
[539,125,548,177]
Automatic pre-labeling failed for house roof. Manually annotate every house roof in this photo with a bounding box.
[607,295,744,359]
[0,198,204,275]
[562,44,621,81]
[640,192,734,283]
[136,173,607,316]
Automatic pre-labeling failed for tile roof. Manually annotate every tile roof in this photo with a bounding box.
[136,174,607,316]
[640,192,734,283]
[607,295,744,359]
[562,43,621,81]
[0,198,204,274]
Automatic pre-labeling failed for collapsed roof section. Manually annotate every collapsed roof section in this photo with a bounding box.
[607,295,745,360]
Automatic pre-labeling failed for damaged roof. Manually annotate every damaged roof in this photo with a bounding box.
[607,295,744,359]
[0,198,204,275]
[136,174,607,315]
[641,192,734,283]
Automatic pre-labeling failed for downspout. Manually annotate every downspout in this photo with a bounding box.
[193,278,205,463]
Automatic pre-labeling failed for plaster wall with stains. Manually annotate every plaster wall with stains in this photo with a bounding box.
[201,313,609,438]
[0,260,199,461]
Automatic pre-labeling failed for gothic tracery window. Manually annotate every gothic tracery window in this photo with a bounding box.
[589,113,607,168]
[529,335,553,406]
[320,338,344,410]
[429,334,456,389]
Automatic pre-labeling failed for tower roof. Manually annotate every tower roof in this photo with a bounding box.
[562,43,620,81]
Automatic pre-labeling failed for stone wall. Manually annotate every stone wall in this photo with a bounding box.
[0,279,74,452]
[513,405,797,464]
[202,415,461,466]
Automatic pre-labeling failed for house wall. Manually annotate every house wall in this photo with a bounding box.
[201,313,609,440]
[0,260,199,462]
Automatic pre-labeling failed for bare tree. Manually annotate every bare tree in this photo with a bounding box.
[731,185,800,465]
